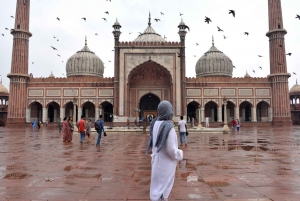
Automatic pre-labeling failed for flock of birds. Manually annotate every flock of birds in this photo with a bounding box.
[1,3,300,77]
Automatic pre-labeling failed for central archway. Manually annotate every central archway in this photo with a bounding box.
[139,93,160,121]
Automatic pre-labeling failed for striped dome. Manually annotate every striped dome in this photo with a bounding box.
[196,41,233,77]
[66,38,104,77]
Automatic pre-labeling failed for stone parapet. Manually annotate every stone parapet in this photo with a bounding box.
[119,41,180,47]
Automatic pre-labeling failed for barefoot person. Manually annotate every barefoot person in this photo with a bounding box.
[146,100,183,201]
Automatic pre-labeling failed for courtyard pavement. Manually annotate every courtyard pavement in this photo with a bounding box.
[0,125,300,201]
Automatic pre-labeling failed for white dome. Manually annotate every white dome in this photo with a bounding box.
[290,81,300,95]
[66,38,104,77]
[195,42,233,77]
[0,82,8,94]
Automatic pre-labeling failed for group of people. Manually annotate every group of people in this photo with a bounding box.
[31,119,48,130]
[230,118,241,132]
[58,115,105,147]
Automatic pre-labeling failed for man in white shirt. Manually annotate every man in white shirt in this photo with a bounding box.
[178,115,187,147]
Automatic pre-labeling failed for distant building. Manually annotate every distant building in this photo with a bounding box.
[0,80,9,126]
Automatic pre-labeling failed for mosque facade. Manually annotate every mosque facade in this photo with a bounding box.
[3,0,298,127]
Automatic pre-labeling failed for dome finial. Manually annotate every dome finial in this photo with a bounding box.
[85,36,87,46]
[212,35,214,46]
[148,11,151,26]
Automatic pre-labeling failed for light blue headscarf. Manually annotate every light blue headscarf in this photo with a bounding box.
[146,100,174,154]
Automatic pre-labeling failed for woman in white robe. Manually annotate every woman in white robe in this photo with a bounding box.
[146,101,183,201]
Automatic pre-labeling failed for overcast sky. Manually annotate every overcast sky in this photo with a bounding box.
[0,0,299,91]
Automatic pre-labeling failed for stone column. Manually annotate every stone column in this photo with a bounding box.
[60,108,65,121]
[217,107,222,122]
[26,108,31,122]
[234,107,239,120]
[77,108,82,122]
[42,108,47,123]
[201,108,205,123]
[95,107,99,122]
[268,107,273,122]
[252,107,257,122]
[223,101,230,132]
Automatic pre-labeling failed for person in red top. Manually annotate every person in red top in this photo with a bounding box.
[230,118,236,131]
[77,115,86,144]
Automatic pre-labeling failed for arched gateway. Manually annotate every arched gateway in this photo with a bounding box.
[126,61,172,119]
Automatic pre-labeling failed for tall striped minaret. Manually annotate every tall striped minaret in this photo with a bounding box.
[267,0,292,125]
[6,0,32,127]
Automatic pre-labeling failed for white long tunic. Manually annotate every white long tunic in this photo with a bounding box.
[150,121,183,201]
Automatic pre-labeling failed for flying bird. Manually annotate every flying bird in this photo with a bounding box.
[104,11,109,15]
[102,18,107,22]
[32,62,34,64]
[258,55,263,57]
[11,16,14,18]
[138,32,142,35]
[296,15,300,20]
[53,36,56,39]
[205,16,212,24]
[106,0,111,1]
[259,66,262,70]
[286,53,292,56]
[50,46,57,50]
[177,52,185,58]
[253,70,255,73]
[244,32,249,36]
[95,33,98,36]
[164,35,167,39]
[223,35,227,39]
[112,50,114,52]
[57,39,59,41]
[293,72,297,75]
[2,34,4,36]
[57,17,60,21]
[193,55,196,57]
[129,32,132,34]
[196,43,199,46]
[180,12,184,16]
[81,17,86,21]
[217,26,223,32]
[160,12,164,15]
[57,54,61,57]
[108,60,111,62]
[154,18,160,22]
[233,66,236,68]
[229,10,235,17]
[279,44,283,47]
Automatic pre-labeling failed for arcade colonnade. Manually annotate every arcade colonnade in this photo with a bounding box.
[26,101,113,123]
[187,100,272,123]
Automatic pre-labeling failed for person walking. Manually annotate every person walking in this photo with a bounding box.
[178,115,188,147]
[62,117,68,142]
[58,118,62,134]
[86,118,92,142]
[95,115,105,147]
[236,119,241,132]
[230,118,236,131]
[32,119,37,130]
[191,117,195,128]
[146,101,183,201]
[77,115,86,144]
[67,117,74,142]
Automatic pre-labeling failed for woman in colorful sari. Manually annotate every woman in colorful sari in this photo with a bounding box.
[67,117,74,142]
[62,117,68,142]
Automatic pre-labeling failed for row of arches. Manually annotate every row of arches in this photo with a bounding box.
[28,101,113,123]
[187,100,271,122]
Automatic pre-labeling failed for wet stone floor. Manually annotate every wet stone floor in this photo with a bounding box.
[0,126,300,201]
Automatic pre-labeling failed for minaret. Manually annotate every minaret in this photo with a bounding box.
[266,0,292,124]
[6,0,32,127]
[112,19,121,116]
[178,19,189,118]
